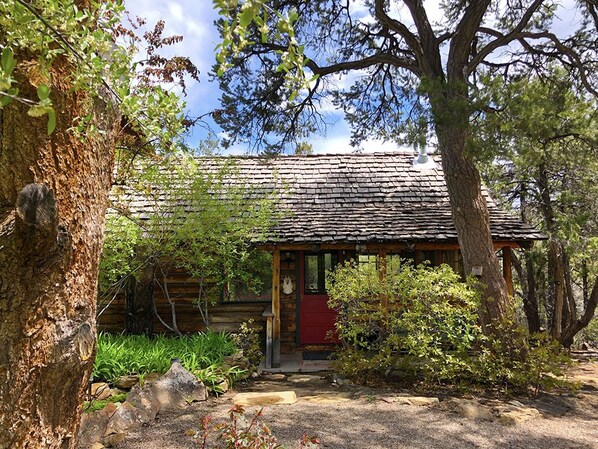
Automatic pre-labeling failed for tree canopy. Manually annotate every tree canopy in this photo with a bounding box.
[212,0,598,336]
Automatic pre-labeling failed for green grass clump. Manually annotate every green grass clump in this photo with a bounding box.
[84,393,128,412]
[93,332,238,385]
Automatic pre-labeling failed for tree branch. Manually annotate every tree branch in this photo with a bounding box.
[403,0,443,77]
[448,0,491,78]
[468,0,546,73]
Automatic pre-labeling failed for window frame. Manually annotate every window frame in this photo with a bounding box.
[303,251,338,295]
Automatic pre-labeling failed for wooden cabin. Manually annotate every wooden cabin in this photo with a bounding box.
[99,152,544,367]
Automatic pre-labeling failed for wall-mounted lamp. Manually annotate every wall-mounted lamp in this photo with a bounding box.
[355,244,367,254]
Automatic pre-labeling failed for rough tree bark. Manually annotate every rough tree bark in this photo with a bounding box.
[0,57,117,448]
[435,119,513,332]
[429,79,514,335]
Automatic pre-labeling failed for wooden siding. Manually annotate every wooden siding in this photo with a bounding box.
[97,268,269,336]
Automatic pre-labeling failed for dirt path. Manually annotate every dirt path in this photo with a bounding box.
[115,364,598,449]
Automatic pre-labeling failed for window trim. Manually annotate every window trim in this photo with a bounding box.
[303,252,337,295]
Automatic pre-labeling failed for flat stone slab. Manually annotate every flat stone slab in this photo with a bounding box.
[301,393,353,403]
[393,396,439,406]
[497,407,541,425]
[287,374,322,384]
[233,391,297,406]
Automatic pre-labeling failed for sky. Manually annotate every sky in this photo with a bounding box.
[123,0,583,155]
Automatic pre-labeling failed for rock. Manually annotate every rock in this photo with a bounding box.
[101,431,126,447]
[126,385,160,422]
[288,374,320,384]
[149,360,208,410]
[114,374,140,390]
[498,407,540,426]
[90,443,105,449]
[450,399,495,421]
[332,373,354,386]
[105,400,150,435]
[394,396,439,406]
[233,391,297,406]
[262,373,286,381]
[90,382,112,401]
[301,393,353,404]
[78,402,120,447]
[217,379,230,393]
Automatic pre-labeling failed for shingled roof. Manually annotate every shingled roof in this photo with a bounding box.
[115,152,544,245]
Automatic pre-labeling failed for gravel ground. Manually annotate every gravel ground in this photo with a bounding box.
[115,364,598,449]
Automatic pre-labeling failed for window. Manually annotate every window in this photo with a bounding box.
[223,252,272,302]
[304,252,337,294]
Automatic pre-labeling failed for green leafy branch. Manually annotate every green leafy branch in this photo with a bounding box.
[214,0,317,100]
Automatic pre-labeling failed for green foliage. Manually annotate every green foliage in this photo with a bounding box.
[1,1,188,143]
[93,332,241,392]
[230,320,263,369]
[475,329,574,395]
[328,260,573,393]
[98,215,142,292]
[328,260,483,384]
[193,405,320,449]
[100,155,278,324]
[476,70,598,339]
[83,393,128,413]
[576,317,598,348]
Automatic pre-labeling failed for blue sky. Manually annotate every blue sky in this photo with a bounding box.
[123,0,582,155]
[123,0,406,154]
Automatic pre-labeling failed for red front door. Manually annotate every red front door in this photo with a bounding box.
[299,251,339,344]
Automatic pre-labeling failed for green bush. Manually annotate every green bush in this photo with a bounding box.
[93,332,242,391]
[328,261,482,383]
[327,259,573,393]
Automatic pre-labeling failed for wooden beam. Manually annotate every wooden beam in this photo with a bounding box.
[272,250,281,367]
[502,246,514,297]
[256,241,522,252]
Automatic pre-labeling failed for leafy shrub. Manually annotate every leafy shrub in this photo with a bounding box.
[328,261,482,383]
[93,332,241,391]
[193,405,320,449]
[230,319,264,369]
[327,259,573,393]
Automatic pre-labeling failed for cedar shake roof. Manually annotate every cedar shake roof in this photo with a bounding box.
[115,152,545,245]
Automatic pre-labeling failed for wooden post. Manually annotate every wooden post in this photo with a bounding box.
[502,246,514,297]
[272,250,281,367]
[262,306,274,369]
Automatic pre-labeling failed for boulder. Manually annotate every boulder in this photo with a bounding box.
[78,402,119,447]
[114,374,140,390]
[498,407,540,426]
[90,382,112,401]
[233,391,297,406]
[101,431,126,448]
[449,399,494,421]
[149,360,208,410]
[125,385,161,422]
[105,402,141,434]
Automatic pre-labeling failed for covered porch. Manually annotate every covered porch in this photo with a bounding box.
[261,242,519,369]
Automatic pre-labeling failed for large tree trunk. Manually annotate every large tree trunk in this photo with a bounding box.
[0,58,117,448]
[125,263,156,336]
[431,87,513,336]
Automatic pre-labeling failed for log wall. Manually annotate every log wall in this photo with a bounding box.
[97,269,269,337]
